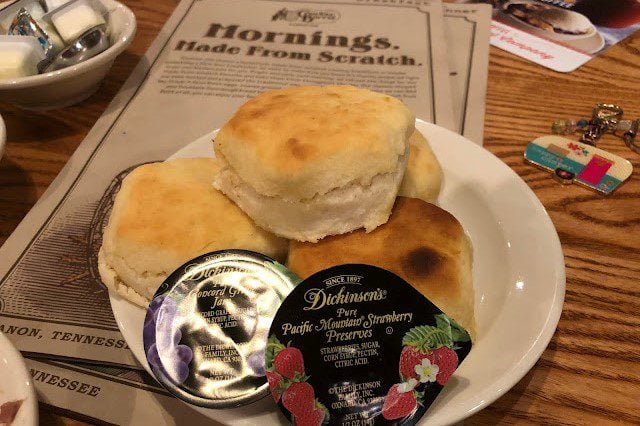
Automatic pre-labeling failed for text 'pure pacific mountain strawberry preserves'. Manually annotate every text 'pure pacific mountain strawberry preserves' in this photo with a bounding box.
[266,264,472,425]
[142,250,298,408]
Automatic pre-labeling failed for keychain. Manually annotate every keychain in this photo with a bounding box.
[525,103,634,195]
[525,135,632,195]
[621,119,639,154]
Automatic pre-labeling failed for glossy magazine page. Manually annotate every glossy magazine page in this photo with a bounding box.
[454,0,640,72]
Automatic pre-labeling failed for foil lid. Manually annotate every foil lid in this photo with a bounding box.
[266,264,472,425]
[143,250,299,409]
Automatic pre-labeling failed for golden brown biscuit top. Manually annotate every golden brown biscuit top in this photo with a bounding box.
[214,85,414,199]
[104,158,287,275]
[287,197,464,300]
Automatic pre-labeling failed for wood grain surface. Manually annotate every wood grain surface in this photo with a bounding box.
[1,0,639,424]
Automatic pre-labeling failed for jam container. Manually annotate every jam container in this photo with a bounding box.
[266,264,472,425]
[143,250,299,408]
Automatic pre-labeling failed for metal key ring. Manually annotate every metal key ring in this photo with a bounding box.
[593,103,624,131]
[623,119,640,154]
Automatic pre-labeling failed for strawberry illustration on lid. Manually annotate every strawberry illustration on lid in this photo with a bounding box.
[266,335,329,425]
[274,346,305,380]
[398,315,470,385]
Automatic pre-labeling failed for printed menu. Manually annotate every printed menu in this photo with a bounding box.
[0,0,456,367]
[27,359,217,425]
[444,2,491,144]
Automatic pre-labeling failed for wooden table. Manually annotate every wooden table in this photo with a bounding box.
[1,0,639,424]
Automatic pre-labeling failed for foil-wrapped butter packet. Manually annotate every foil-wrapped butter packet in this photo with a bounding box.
[143,250,299,409]
[0,0,64,53]
[8,7,56,63]
[0,0,45,32]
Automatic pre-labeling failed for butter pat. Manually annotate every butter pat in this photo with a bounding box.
[48,0,105,43]
[0,36,46,79]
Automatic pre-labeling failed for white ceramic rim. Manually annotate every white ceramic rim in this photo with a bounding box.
[565,29,604,54]
[0,113,5,159]
[0,332,38,426]
[0,0,136,89]
[428,122,565,424]
[109,121,566,425]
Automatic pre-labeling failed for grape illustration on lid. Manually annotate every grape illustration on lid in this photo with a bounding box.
[142,250,299,408]
[266,264,472,425]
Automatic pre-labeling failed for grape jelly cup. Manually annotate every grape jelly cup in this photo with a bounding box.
[142,250,299,408]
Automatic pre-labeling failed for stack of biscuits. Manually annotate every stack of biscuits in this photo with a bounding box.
[98,85,475,339]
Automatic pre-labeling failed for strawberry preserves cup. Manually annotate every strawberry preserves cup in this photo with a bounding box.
[266,264,472,425]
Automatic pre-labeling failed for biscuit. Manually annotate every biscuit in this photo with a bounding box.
[287,197,476,339]
[213,85,414,242]
[99,158,288,306]
[399,130,443,203]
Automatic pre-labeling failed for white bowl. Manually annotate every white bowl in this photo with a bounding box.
[0,0,136,110]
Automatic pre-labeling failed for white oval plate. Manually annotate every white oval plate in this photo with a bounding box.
[0,332,38,426]
[110,121,565,425]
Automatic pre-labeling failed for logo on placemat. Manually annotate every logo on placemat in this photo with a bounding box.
[272,8,340,25]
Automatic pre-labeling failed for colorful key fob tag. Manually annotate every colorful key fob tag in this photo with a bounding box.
[525,136,633,195]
